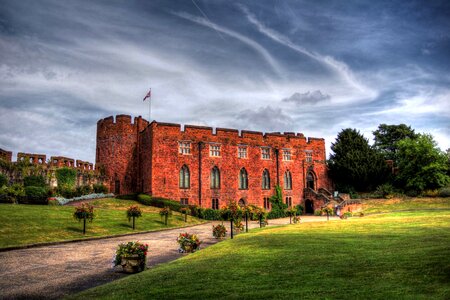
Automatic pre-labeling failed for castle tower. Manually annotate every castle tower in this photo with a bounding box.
[96,115,148,194]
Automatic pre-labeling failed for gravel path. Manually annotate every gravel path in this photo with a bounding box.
[0,216,336,299]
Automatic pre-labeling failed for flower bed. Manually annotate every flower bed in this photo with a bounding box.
[177,232,202,253]
[53,193,114,205]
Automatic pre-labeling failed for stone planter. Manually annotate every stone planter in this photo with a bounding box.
[120,254,146,273]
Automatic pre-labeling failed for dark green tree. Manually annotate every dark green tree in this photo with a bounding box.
[328,128,390,192]
[373,124,417,161]
[396,134,450,192]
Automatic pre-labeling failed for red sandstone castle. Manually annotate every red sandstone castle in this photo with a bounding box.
[96,115,333,213]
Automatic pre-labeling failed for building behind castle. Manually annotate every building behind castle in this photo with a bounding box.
[96,115,334,212]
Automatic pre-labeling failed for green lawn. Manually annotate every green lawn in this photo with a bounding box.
[71,210,450,299]
[0,198,204,249]
[361,197,450,214]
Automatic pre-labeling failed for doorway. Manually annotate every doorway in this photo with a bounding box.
[305,199,314,214]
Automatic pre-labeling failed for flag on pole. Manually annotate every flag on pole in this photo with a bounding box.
[143,89,151,101]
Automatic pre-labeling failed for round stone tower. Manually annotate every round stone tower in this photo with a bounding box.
[96,115,148,194]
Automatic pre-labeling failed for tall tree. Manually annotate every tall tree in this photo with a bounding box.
[373,124,417,161]
[328,129,390,192]
[396,134,450,191]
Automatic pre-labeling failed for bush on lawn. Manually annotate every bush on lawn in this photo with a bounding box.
[23,175,46,187]
[201,208,221,220]
[0,184,25,203]
[93,184,108,194]
[21,186,49,204]
[439,187,450,197]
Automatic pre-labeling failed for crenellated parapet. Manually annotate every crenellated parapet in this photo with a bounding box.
[17,152,46,165]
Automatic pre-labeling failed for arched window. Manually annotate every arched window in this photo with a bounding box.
[179,165,190,189]
[284,170,292,190]
[306,172,315,190]
[262,169,270,190]
[239,168,248,189]
[211,166,220,189]
[238,198,246,207]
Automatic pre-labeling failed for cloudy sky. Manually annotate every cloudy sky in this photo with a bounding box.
[1,0,449,163]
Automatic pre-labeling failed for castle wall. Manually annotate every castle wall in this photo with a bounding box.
[0,149,13,162]
[141,121,332,209]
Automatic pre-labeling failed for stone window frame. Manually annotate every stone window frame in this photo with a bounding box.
[305,150,313,163]
[210,166,221,189]
[282,148,292,161]
[237,145,248,159]
[209,144,221,157]
[262,169,270,190]
[239,168,248,190]
[261,147,271,160]
[212,198,219,210]
[285,196,292,207]
[263,197,271,210]
[178,141,192,155]
[284,170,292,190]
[179,165,190,189]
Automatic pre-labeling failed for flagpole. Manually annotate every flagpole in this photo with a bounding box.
[148,95,151,122]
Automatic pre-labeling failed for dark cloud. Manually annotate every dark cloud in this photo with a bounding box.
[233,106,294,132]
[282,90,331,105]
[0,0,449,161]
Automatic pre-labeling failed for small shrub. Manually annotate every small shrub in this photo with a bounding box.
[0,184,25,203]
[116,193,138,200]
[421,189,439,197]
[295,204,304,215]
[23,175,46,187]
[438,187,450,197]
[405,190,419,197]
[314,209,322,216]
[0,173,8,187]
[21,186,49,205]
[56,167,77,189]
[93,184,108,193]
[212,224,227,239]
[202,208,221,220]
[374,183,395,199]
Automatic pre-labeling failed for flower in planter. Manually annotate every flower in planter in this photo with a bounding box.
[233,220,244,233]
[159,207,172,225]
[212,224,227,239]
[127,205,143,229]
[114,241,149,273]
[176,232,202,253]
[73,203,95,234]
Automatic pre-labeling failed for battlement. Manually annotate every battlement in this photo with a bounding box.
[150,120,324,142]
[17,152,46,164]
[76,160,94,171]
[97,115,149,129]
[50,156,75,168]
[0,148,13,162]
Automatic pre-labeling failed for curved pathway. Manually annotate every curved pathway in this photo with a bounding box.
[0,216,336,299]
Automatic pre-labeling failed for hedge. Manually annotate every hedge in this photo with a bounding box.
[137,194,183,212]
[23,175,46,187]
[20,186,49,205]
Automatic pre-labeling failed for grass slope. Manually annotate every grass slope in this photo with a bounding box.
[361,197,450,214]
[0,198,203,249]
[72,210,450,299]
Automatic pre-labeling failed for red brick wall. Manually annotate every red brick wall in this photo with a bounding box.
[96,115,148,194]
[0,149,13,162]
[142,121,332,209]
